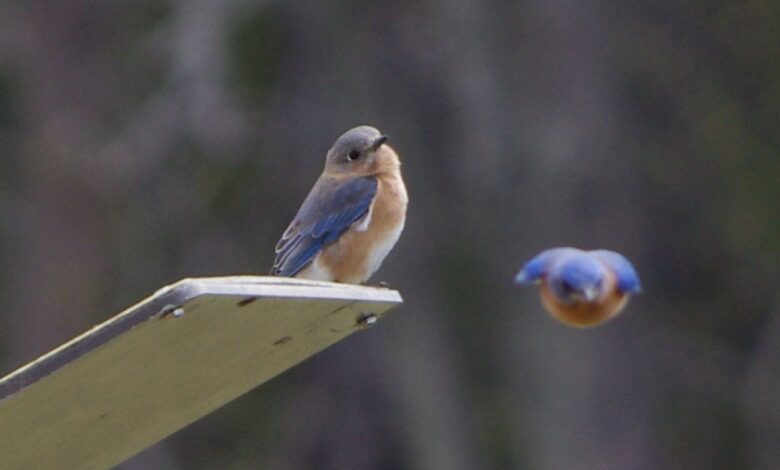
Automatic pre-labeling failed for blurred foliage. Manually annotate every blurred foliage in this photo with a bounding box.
[229,4,287,103]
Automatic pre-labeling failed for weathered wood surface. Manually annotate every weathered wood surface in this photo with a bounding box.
[0,277,402,469]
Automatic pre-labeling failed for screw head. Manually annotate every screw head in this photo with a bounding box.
[357,313,378,328]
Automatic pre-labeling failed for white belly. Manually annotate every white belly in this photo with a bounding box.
[296,256,333,281]
[363,217,405,280]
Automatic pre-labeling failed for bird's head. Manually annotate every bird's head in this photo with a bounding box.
[548,254,608,304]
[325,126,398,176]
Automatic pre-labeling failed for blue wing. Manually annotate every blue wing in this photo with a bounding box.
[514,248,573,284]
[591,250,642,293]
[271,176,377,277]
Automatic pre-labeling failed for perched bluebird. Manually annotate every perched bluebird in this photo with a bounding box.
[515,247,641,327]
[270,126,408,284]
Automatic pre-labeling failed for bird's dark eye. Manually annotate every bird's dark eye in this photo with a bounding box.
[347,149,360,161]
[560,281,575,294]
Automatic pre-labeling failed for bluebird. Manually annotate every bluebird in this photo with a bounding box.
[271,126,408,284]
[515,247,641,327]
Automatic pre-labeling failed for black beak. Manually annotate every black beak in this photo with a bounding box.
[371,135,389,150]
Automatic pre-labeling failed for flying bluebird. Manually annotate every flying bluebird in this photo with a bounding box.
[514,247,641,327]
[270,126,408,284]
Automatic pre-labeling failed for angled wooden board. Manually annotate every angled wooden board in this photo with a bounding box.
[0,276,402,469]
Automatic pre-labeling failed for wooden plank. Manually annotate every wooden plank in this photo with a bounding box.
[0,276,402,469]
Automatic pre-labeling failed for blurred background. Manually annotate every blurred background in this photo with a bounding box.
[1,1,779,468]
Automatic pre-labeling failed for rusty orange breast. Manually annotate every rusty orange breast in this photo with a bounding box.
[318,171,407,284]
[538,279,629,328]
